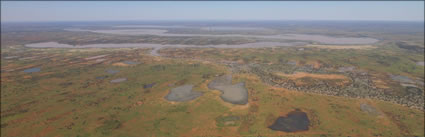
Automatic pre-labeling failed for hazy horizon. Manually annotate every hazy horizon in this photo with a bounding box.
[1,1,424,22]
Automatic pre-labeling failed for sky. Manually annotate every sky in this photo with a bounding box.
[1,1,424,22]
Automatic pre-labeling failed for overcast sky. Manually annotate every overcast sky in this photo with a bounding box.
[1,1,424,22]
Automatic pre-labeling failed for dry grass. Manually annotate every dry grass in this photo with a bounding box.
[306,60,322,69]
[275,72,348,80]
[112,62,130,67]
[372,79,390,89]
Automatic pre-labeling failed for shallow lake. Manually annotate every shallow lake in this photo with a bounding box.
[208,75,248,105]
[390,74,415,83]
[110,78,127,83]
[123,61,140,65]
[25,41,306,56]
[23,68,41,73]
[165,84,203,102]
[66,28,378,45]
[25,41,305,49]
[106,69,120,74]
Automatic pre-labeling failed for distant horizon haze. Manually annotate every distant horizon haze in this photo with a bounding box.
[2,19,425,24]
[1,1,424,22]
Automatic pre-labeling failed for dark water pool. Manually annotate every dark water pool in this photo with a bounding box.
[143,83,156,89]
[269,110,310,132]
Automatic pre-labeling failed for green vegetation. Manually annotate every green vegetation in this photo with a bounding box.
[1,46,423,137]
[1,22,424,136]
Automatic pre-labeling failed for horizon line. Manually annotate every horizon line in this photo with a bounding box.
[2,19,424,24]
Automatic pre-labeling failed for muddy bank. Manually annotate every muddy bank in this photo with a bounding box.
[165,84,203,102]
[269,109,310,132]
[208,75,248,105]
